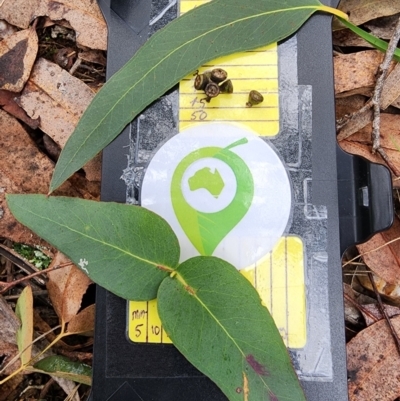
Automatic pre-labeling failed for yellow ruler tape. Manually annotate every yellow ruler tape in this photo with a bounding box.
[129,0,306,348]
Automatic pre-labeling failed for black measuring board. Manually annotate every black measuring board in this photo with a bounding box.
[90,1,394,400]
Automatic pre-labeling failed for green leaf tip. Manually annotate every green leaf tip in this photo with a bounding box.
[6,194,180,300]
[49,0,339,192]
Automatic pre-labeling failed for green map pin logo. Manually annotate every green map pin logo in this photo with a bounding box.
[171,138,254,256]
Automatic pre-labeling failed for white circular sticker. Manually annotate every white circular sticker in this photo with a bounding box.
[141,123,292,269]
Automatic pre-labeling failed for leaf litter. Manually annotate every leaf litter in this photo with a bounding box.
[347,316,400,401]
[0,0,399,400]
[336,3,400,399]
[46,252,92,325]
[0,26,38,92]
[0,0,107,49]
[0,2,105,398]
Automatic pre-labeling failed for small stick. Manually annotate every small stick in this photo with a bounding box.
[371,15,400,154]
[336,99,373,132]
[368,272,400,355]
[343,292,378,324]
[69,57,82,76]
[0,262,73,294]
[0,243,47,286]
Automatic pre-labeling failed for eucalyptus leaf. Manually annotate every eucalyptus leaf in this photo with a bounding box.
[158,257,306,401]
[34,355,92,386]
[50,0,348,192]
[6,194,180,300]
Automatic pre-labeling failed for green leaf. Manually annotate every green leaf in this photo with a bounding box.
[15,286,33,365]
[33,355,92,386]
[6,194,180,300]
[158,257,306,401]
[50,0,348,192]
[337,17,400,62]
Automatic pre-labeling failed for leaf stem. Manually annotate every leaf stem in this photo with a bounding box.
[318,5,348,20]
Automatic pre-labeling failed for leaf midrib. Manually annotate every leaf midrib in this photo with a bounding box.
[175,272,272,394]
[17,204,165,269]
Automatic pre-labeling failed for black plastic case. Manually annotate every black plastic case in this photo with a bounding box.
[90,1,393,400]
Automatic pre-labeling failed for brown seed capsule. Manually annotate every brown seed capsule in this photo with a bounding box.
[219,79,233,94]
[210,68,228,83]
[194,70,211,90]
[203,82,220,102]
[246,90,264,107]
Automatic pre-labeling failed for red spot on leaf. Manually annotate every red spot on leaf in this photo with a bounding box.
[236,387,242,394]
[269,390,279,401]
[246,354,269,376]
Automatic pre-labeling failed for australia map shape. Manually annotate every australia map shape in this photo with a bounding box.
[188,167,225,198]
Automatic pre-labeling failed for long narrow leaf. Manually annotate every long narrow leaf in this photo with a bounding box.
[6,194,180,300]
[50,0,347,192]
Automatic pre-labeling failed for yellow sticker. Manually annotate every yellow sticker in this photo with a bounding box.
[129,236,306,348]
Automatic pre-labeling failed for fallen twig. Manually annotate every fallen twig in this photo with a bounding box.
[0,262,73,295]
[344,292,379,324]
[0,243,47,286]
[371,15,400,154]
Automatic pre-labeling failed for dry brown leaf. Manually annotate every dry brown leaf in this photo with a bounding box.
[19,58,101,182]
[334,51,390,96]
[20,57,94,145]
[337,108,373,141]
[335,95,371,141]
[0,0,41,29]
[336,94,368,121]
[33,309,71,351]
[344,283,364,326]
[332,29,373,48]
[342,113,400,150]
[0,109,81,246]
[356,216,400,285]
[347,315,400,401]
[339,113,400,185]
[338,0,400,25]
[356,270,400,307]
[67,304,95,335]
[0,375,24,401]
[47,252,92,324]
[0,19,17,40]
[0,0,106,50]
[0,90,39,128]
[0,294,20,375]
[78,49,106,66]
[381,63,400,110]
[365,13,400,40]
[362,303,400,326]
[0,27,38,92]
[0,342,19,375]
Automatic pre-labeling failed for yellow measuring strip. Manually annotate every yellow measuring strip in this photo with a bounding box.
[129,0,306,348]
[179,0,279,136]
